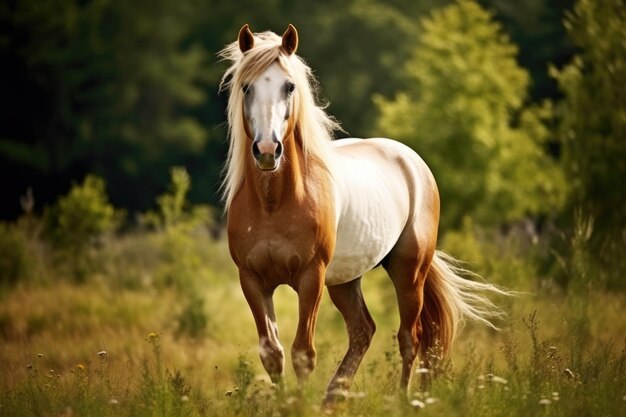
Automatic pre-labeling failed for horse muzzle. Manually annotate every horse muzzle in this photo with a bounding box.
[252,139,283,171]
[256,153,279,171]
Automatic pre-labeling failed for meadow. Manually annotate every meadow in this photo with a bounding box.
[1,0,624,415]
[1,173,624,417]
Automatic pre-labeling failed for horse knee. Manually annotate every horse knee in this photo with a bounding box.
[259,337,284,381]
[291,345,316,380]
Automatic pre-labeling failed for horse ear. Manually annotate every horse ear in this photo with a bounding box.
[281,24,298,55]
[238,24,254,53]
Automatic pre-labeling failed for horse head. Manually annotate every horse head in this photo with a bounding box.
[238,24,299,171]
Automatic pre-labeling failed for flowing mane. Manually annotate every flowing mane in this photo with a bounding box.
[218,30,341,210]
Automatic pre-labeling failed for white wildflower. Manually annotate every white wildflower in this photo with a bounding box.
[410,399,425,408]
[490,375,508,384]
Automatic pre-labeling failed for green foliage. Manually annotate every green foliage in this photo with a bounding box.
[143,166,212,338]
[47,175,118,247]
[563,211,595,355]
[145,167,211,290]
[550,0,626,288]
[480,0,575,101]
[137,333,197,417]
[158,167,192,228]
[376,0,566,230]
[0,0,578,225]
[0,223,31,286]
[43,174,119,281]
[0,0,581,227]
[442,218,539,292]
[233,355,254,407]
[299,0,423,137]
[143,166,211,232]
[176,294,209,339]
[0,0,209,212]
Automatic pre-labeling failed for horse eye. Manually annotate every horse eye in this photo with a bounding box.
[286,82,295,94]
[242,84,250,94]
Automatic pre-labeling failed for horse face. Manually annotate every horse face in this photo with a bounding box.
[242,63,296,171]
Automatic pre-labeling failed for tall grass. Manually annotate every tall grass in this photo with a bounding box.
[0,175,624,416]
[2,302,623,416]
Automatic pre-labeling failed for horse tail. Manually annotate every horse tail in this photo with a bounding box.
[419,250,509,358]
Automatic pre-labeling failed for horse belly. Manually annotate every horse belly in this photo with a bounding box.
[326,227,400,285]
[325,164,409,285]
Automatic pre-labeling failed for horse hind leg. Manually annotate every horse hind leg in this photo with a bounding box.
[324,277,376,405]
[383,241,434,395]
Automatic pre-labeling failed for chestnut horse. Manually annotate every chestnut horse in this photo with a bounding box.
[219,24,505,402]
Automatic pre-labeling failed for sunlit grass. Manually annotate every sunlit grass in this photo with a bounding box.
[0,228,624,416]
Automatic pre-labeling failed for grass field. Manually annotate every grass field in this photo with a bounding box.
[1,222,625,417]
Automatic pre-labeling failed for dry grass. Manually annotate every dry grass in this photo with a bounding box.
[0,229,625,416]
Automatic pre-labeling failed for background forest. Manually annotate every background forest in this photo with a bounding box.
[0,0,624,416]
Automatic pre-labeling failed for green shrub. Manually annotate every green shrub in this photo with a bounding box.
[142,166,212,232]
[144,167,213,337]
[158,166,192,228]
[45,175,119,281]
[551,0,626,290]
[0,222,32,286]
[46,175,118,247]
[176,294,209,339]
[564,211,594,345]
[143,167,212,290]
[441,217,539,292]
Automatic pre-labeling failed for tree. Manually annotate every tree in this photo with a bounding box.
[0,0,208,215]
[550,0,626,285]
[479,0,575,101]
[297,0,424,137]
[376,0,565,231]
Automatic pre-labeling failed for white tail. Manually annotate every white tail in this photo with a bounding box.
[420,250,510,356]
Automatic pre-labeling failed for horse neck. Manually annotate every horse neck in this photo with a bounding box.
[245,130,306,212]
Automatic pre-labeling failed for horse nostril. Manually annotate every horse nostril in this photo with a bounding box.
[252,141,261,159]
[275,141,283,158]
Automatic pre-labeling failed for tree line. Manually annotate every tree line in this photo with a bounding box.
[0,0,623,281]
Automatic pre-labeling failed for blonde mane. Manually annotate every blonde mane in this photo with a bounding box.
[218,30,341,210]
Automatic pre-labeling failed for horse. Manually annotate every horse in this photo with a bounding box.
[219,24,506,403]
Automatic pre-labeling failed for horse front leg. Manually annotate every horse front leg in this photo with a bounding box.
[239,269,284,382]
[291,263,325,382]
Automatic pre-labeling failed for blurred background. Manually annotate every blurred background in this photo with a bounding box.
[1,0,623,283]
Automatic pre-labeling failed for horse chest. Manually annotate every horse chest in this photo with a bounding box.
[229,212,320,285]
